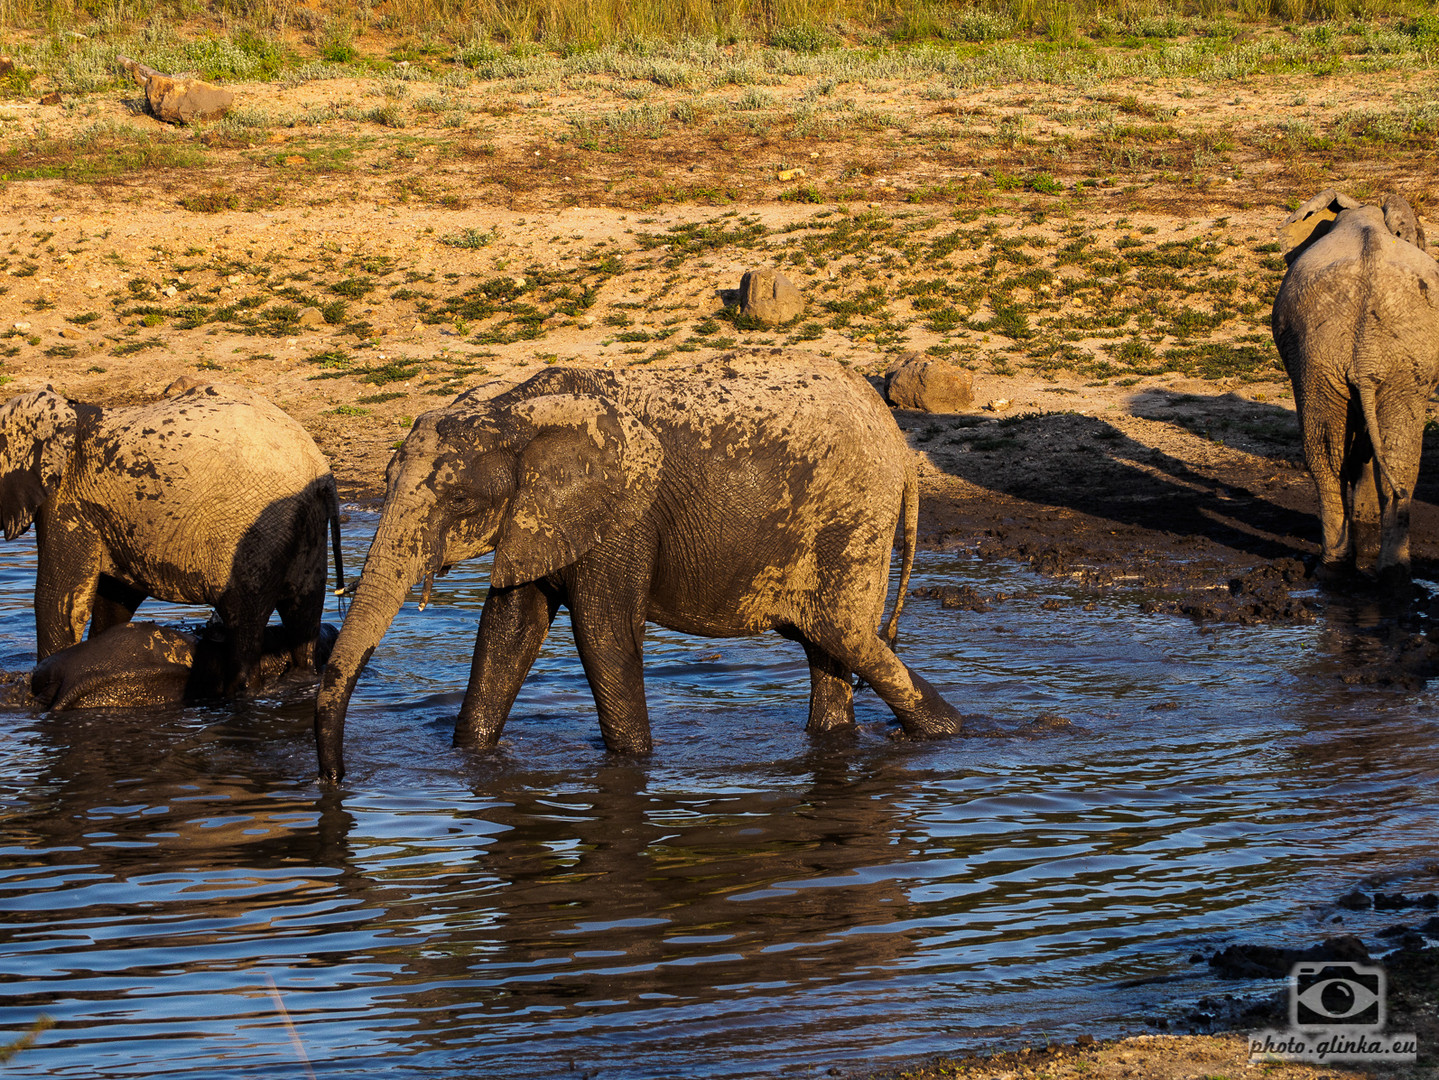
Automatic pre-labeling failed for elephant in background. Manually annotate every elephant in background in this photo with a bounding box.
[314,356,963,783]
[1272,188,1439,579]
[28,621,340,711]
[0,384,344,691]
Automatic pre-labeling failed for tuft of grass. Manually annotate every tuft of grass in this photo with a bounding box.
[439,227,496,249]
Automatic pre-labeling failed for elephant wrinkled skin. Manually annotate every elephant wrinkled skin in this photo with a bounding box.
[315,356,963,783]
[1272,189,1439,578]
[0,383,344,691]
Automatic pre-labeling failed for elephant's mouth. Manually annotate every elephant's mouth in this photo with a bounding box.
[417,563,455,611]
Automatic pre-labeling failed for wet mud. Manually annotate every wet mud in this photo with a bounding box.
[904,408,1439,632]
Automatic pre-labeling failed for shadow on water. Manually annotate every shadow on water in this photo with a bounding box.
[1,508,1438,1078]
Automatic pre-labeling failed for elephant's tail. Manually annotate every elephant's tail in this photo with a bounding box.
[327,477,346,596]
[882,461,919,649]
[1357,377,1407,505]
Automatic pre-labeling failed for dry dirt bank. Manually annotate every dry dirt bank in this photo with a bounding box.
[3,48,1439,1080]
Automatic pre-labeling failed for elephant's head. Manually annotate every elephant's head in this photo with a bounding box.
[1381,193,1427,252]
[1280,188,1428,263]
[314,390,663,783]
[0,390,79,541]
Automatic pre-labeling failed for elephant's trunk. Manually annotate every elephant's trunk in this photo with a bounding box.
[314,520,434,784]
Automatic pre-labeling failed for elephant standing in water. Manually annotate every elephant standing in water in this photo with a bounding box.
[0,384,344,692]
[315,356,962,783]
[1273,188,1439,579]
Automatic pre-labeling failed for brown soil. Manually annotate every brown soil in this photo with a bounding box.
[4,56,1439,1080]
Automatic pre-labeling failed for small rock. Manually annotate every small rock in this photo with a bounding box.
[12,322,30,331]
[884,352,974,413]
[57,327,83,339]
[39,92,61,106]
[297,306,328,328]
[983,398,1011,412]
[163,285,178,297]
[777,167,806,181]
[1336,888,1372,910]
[164,375,206,396]
[737,267,804,326]
[120,56,232,124]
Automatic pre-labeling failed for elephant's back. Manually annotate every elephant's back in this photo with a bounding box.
[1276,211,1439,362]
[86,387,332,602]
[107,386,329,493]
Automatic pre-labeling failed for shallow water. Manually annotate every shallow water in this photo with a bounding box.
[0,511,1436,1079]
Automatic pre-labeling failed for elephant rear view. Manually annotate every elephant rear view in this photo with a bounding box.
[1272,188,1439,578]
[0,383,344,692]
[315,355,962,783]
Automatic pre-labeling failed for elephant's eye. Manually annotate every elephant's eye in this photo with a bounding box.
[444,490,479,515]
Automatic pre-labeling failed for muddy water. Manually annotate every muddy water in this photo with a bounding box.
[0,511,1437,1079]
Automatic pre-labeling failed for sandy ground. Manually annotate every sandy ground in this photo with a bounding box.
[2,41,1438,1077]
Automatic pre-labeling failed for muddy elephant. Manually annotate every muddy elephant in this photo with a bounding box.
[314,357,963,783]
[29,621,340,711]
[0,384,344,691]
[1272,188,1439,578]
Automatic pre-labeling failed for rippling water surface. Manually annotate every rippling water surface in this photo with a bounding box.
[1,511,1437,1079]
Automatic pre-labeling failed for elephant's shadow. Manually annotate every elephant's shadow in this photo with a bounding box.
[895,388,1439,584]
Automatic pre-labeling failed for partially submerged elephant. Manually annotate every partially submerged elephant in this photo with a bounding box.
[1272,188,1439,578]
[29,621,339,711]
[0,384,344,691]
[315,356,963,783]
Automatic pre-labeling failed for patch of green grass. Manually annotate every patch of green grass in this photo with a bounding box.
[439,227,496,249]
[112,337,165,356]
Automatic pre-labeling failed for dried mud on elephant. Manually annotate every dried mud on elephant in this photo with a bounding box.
[4,13,1439,1077]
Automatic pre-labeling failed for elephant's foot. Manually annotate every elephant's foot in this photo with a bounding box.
[452,721,505,750]
[894,670,964,738]
[1314,557,1358,585]
[599,719,654,755]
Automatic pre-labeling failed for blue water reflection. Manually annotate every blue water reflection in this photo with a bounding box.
[0,510,1435,1078]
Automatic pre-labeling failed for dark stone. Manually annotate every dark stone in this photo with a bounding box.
[1208,935,1371,979]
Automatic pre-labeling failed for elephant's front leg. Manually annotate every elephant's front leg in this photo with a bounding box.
[455,580,560,748]
[33,514,104,660]
[88,576,148,639]
[568,562,653,755]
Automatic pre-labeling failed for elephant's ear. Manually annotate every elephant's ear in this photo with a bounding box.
[1279,188,1363,264]
[1381,193,1427,252]
[0,390,77,540]
[490,393,663,588]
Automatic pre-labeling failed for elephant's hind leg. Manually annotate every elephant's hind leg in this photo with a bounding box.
[276,545,330,673]
[1303,390,1356,572]
[455,581,560,748]
[779,628,856,732]
[807,625,962,737]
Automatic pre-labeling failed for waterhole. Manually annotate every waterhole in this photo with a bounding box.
[0,511,1435,1078]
